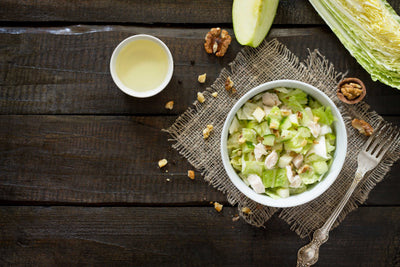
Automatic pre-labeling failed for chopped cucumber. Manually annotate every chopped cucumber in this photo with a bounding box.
[280,116,292,130]
[278,154,293,168]
[262,134,275,146]
[313,161,329,174]
[275,187,290,198]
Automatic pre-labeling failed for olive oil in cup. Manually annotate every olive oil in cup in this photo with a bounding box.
[110,34,174,98]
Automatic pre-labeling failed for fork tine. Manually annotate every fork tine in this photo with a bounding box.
[372,128,393,156]
[364,123,387,152]
[363,121,384,146]
[375,128,399,160]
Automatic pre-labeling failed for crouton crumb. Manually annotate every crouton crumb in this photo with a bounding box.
[211,92,218,98]
[214,202,223,212]
[241,207,252,215]
[158,159,168,168]
[197,92,205,103]
[188,170,195,180]
[165,101,174,110]
[198,73,206,83]
[203,124,213,139]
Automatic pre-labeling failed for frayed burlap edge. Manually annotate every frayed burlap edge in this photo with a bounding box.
[164,39,400,238]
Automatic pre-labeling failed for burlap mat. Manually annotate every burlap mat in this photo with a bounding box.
[165,39,400,238]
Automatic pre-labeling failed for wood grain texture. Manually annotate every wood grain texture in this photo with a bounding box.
[0,0,322,25]
[0,115,227,205]
[0,206,399,266]
[1,26,400,115]
[1,0,398,26]
[0,115,398,205]
[0,1,399,265]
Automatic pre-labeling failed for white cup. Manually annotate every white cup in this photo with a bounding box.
[110,34,174,98]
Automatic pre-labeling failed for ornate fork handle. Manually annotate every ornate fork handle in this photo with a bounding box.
[296,171,363,267]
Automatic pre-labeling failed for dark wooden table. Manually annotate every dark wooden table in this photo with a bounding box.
[1,1,399,266]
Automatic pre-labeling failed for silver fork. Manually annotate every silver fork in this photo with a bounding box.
[296,123,399,267]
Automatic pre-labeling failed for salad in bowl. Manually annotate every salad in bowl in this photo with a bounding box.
[221,80,347,207]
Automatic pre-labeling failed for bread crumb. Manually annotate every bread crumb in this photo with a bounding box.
[214,202,223,212]
[198,73,206,83]
[197,92,205,103]
[211,92,218,98]
[158,159,168,168]
[188,170,195,180]
[165,101,174,110]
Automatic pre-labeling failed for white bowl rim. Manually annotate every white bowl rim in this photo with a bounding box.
[220,79,347,208]
[109,34,174,98]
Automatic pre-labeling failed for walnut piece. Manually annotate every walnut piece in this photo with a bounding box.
[204,27,232,57]
[203,124,213,139]
[352,119,374,136]
[214,202,223,212]
[158,159,168,168]
[341,82,363,100]
[165,101,174,110]
[197,92,205,103]
[198,73,206,83]
[188,170,195,180]
[225,76,235,92]
[298,164,310,174]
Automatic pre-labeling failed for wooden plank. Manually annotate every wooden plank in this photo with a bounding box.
[0,0,323,25]
[1,26,400,115]
[0,115,226,205]
[0,115,398,205]
[0,206,398,266]
[1,0,398,26]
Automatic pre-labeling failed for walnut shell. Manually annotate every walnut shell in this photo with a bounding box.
[337,78,366,104]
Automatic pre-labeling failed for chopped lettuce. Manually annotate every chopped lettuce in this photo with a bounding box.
[312,106,335,125]
[227,88,337,199]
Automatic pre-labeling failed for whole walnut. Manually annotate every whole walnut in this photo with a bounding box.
[204,27,232,57]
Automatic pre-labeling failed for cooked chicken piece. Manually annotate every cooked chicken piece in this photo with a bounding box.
[292,154,304,169]
[308,121,321,138]
[265,150,278,169]
[262,92,282,107]
[247,174,265,194]
[290,175,302,188]
[254,143,267,161]
[286,165,294,182]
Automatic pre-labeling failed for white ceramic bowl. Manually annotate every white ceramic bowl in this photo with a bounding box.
[221,80,347,208]
[110,34,174,98]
